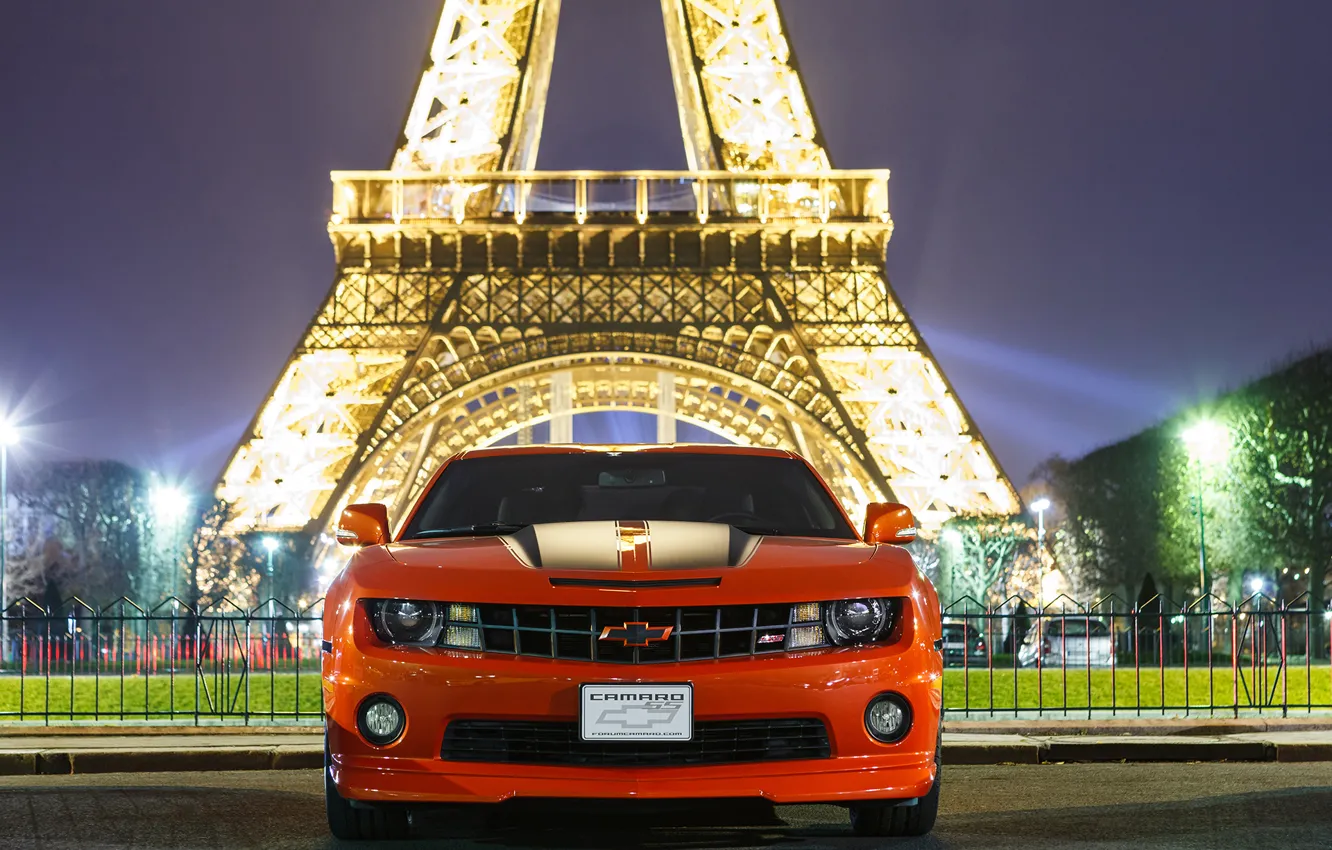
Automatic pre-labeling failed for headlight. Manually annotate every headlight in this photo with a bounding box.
[825,598,898,645]
[371,599,443,645]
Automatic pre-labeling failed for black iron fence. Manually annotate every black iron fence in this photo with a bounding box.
[0,595,1328,724]
[0,597,324,724]
[941,594,1332,718]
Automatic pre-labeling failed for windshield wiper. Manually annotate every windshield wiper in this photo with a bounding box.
[407,522,529,540]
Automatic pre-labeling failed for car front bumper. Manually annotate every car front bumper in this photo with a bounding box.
[325,642,941,806]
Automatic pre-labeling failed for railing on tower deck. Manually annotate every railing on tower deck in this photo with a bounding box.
[328,169,893,228]
[1,594,1327,725]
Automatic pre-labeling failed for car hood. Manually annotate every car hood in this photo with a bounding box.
[344,521,915,606]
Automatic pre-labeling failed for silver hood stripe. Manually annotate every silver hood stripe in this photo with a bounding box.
[502,521,758,570]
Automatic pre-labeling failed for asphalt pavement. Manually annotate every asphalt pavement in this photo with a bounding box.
[1,763,1330,850]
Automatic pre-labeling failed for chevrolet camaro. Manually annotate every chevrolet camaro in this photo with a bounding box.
[321,444,943,840]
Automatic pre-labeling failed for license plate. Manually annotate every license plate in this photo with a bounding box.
[579,683,693,741]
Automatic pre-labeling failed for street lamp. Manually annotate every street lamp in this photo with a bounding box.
[151,485,191,600]
[261,536,280,638]
[151,485,190,522]
[0,419,21,664]
[1030,498,1051,550]
[261,536,280,597]
[1030,497,1051,606]
[1181,419,1229,603]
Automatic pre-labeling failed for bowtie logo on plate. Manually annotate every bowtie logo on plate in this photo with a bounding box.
[598,622,673,647]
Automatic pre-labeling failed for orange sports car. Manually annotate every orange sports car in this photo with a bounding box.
[322,444,943,840]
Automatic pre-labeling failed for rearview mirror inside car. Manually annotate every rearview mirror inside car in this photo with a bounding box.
[337,503,391,547]
[863,502,917,545]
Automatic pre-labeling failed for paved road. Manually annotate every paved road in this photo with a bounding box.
[1,764,1329,849]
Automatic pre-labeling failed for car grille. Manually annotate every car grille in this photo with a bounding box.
[470,604,821,663]
[441,719,831,766]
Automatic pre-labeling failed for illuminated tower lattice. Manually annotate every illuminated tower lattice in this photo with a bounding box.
[216,0,1020,542]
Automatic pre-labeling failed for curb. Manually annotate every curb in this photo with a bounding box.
[1041,740,1271,763]
[942,740,1332,765]
[1,740,1328,776]
[0,746,324,776]
[943,744,1041,765]
[1275,743,1332,763]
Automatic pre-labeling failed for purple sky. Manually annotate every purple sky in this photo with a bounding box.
[2,0,1330,492]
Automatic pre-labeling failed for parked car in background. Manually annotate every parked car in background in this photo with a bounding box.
[941,621,988,667]
[1018,617,1114,667]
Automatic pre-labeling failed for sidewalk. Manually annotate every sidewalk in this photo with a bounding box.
[1,719,1329,776]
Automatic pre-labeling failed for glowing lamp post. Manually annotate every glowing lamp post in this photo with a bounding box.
[261,536,280,638]
[150,485,191,600]
[1030,498,1051,551]
[261,536,280,598]
[0,419,19,664]
[150,486,190,521]
[1181,420,1229,604]
[1030,497,1051,605]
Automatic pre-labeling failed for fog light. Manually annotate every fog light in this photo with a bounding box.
[357,695,405,746]
[865,693,911,743]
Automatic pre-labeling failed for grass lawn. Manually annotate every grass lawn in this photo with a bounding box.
[0,672,323,721]
[942,666,1332,714]
[2,666,1328,721]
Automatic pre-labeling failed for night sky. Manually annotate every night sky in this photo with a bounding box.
[2,1,1330,492]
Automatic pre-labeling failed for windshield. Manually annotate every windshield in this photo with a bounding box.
[401,452,857,541]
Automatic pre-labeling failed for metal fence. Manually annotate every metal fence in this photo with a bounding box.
[0,595,1328,725]
[0,597,324,724]
[941,594,1332,719]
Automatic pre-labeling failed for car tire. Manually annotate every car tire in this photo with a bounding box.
[848,725,941,838]
[325,734,411,841]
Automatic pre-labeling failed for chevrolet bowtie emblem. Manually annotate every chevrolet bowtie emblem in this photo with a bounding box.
[598,622,673,647]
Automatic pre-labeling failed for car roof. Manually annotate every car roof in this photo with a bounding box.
[455,444,804,461]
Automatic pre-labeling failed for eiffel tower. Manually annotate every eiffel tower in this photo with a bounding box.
[216,0,1020,548]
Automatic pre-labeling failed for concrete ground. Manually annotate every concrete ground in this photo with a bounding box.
[1,763,1330,849]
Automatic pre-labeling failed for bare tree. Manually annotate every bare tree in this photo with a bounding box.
[938,514,1037,607]
[11,460,148,602]
[183,499,255,609]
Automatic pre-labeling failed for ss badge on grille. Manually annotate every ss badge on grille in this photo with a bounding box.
[598,621,673,647]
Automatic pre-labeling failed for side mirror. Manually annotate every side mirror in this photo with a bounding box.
[337,504,391,547]
[864,502,917,545]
